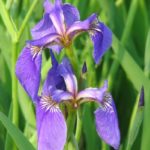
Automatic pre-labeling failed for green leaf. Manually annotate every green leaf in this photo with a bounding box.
[0,0,17,42]
[144,29,150,77]
[112,34,150,91]
[126,92,144,150]
[0,112,35,150]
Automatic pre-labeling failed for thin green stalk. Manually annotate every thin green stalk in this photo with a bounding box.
[65,46,78,75]
[12,42,18,150]
[17,0,39,40]
[12,42,18,126]
[0,0,17,42]
[125,92,142,150]
[67,109,76,141]
[108,0,139,90]
[75,110,82,143]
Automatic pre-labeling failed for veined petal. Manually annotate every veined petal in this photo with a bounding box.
[49,0,65,35]
[67,13,97,37]
[62,4,80,28]
[31,14,56,40]
[58,58,78,96]
[77,81,108,102]
[15,47,41,101]
[94,93,120,149]
[90,22,112,64]
[36,102,67,150]
[27,33,60,47]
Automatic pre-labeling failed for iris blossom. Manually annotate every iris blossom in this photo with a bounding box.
[26,0,112,64]
[15,0,112,103]
[16,51,120,150]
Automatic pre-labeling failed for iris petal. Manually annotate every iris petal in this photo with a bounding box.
[42,51,66,96]
[43,0,53,13]
[15,47,41,101]
[62,4,80,28]
[58,58,78,96]
[67,13,97,37]
[77,81,107,102]
[94,96,120,149]
[52,89,73,102]
[91,22,112,64]
[27,33,60,47]
[31,14,55,40]
[49,0,65,35]
[36,102,67,150]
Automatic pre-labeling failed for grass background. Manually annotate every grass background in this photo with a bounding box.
[0,0,150,149]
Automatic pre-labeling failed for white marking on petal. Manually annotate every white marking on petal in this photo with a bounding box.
[40,96,60,112]
[101,92,114,113]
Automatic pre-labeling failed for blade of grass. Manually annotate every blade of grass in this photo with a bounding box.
[17,0,39,41]
[0,0,17,42]
[0,111,35,150]
[144,29,150,77]
[112,34,150,91]
[126,89,144,150]
[108,0,139,90]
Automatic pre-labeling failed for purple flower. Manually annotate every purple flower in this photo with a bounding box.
[16,50,120,150]
[27,0,112,64]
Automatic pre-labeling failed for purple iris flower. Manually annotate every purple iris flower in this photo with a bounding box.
[26,0,112,64]
[16,50,120,150]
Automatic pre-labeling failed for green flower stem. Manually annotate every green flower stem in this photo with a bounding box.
[108,0,138,90]
[75,109,82,143]
[0,0,17,42]
[65,46,78,76]
[12,42,19,126]
[12,42,19,150]
[67,109,76,141]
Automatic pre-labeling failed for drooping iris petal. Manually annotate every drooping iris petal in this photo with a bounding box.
[58,58,78,96]
[36,102,67,150]
[49,0,65,35]
[62,4,80,28]
[91,22,112,64]
[31,14,56,40]
[77,81,107,102]
[15,47,41,101]
[94,95,120,149]
[66,13,97,37]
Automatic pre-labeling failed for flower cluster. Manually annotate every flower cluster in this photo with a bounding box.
[16,0,120,150]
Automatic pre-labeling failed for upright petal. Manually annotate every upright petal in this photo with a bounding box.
[94,93,120,149]
[49,0,65,35]
[58,58,78,96]
[91,22,112,64]
[16,47,41,101]
[62,4,80,28]
[31,14,56,40]
[36,102,67,150]
[43,0,53,13]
